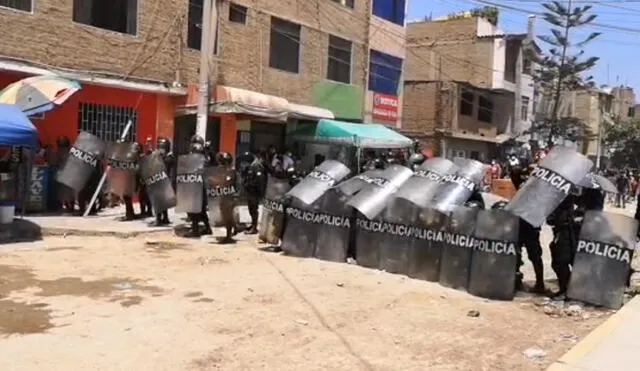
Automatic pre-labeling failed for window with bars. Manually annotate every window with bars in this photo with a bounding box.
[77,103,138,143]
[0,0,32,12]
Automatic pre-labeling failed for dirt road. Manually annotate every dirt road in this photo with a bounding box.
[0,234,611,370]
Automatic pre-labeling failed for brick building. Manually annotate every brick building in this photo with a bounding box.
[610,86,637,122]
[402,15,538,161]
[0,0,408,156]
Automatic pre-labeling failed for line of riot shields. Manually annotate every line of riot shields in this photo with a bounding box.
[55,132,238,225]
[260,147,639,308]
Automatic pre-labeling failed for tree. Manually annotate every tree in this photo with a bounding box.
[528,0,601,147]
[603,119,640,169]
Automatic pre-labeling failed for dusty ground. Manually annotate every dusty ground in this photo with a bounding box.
[0,234,612,371]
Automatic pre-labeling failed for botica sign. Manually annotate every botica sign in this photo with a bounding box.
[372,93,398,123]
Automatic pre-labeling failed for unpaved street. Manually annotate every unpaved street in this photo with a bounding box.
[0,234,612,370]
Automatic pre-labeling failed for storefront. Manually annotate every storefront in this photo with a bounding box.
[177,85,334,158]
[0,64,186,150]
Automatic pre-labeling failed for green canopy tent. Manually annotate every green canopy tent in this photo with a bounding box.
[289,119,413,172]
[289,119,413,149]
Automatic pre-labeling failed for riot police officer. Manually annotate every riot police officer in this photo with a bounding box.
[185,141,212,238]
[547,189,580,299]
[123,142,143,221]
[510,159,546,294]
[77,146,104,216]
[243,151,267,234]
[55,136,75,212]
[408,140,426,171]
[138,140,153,217]
[218,151,237,242]
[155,137,174,225]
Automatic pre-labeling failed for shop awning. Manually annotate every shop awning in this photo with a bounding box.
[290,119,413,149]
[287,103,334,120]
[444,131,512,144]
[211,86,289,120]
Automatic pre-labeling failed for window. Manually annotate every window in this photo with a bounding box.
[521,96,530,120]
[73,0,137,35]
[0,0,32,12]
[327,35,352,84]
[269,17,301,73]
[460,90,474,116]
[368,49,403,96]
[330,0,354,9]
[187,0,219,53]
[477,95,494,123]
[229,3,247,24]
[628,106,635,118]
[372,0,405,26]
[78,103,138,143]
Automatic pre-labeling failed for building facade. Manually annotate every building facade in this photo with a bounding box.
[610,86,636,122]
[0,0,408,156]
[402,15,538,160]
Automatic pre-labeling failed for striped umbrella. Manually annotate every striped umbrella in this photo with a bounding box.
[0,75,81,117]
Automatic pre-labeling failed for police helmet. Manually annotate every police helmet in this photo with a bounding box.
[157,137,170,151]
[132,142,142,154]
[189,142,205,154]
[373,158,385,169]
[491,200,509,210]
[409,153,426,165]
[285,167,296,177]
[56,136,71,148]
[464,200,484,209]
[190,134,205,145]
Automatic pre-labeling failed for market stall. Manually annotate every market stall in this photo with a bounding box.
[0,104,38,222]
[288,119,413,172]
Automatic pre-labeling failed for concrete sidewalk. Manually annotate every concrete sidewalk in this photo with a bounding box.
[547,296,640,371]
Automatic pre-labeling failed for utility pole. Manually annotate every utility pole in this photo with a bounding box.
[196,0,216,139]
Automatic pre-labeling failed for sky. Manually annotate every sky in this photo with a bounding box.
[406,0,640,97]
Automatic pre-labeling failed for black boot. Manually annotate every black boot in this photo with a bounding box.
[201,213,212,235]
[532,261,546,294]
[552,266,571,300]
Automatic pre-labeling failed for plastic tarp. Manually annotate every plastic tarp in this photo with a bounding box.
[289,119,413,149]
[0,103,37,148]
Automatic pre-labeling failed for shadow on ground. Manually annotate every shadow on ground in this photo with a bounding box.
[0,219,42,244]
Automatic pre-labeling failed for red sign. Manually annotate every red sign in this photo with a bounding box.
[372,93,398,123]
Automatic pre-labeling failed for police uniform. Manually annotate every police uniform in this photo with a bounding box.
[155,138,174,225]
[243,155,266,234]
[185,141,212,237]
[510,163,546,293]
[547,193,579,298]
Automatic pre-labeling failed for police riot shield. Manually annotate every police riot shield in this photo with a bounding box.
[505,147,593,228]
[312,188,353,263]
[352,165,414,269]
[139,152,177,214]
[376,197,422,275]
[106,142,138,197]
[567,211,638,309]
[281,197,321,258]
[175,153,206,214]
[431,158,488,213]
[395,158,456,207]
[336,170,383,197]
[205,166,237,227]
[408,207,449,282]
[348,165,414,220]
[438,205,480,290]
[55,147,75,203]
[258,175,291,245]
[468,209,520,300]
[56,132,106,192]
[286,160,351,205]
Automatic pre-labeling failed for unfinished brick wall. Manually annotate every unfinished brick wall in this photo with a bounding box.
[0,0,370,104]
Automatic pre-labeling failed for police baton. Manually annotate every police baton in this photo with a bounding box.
[83,120,133,217]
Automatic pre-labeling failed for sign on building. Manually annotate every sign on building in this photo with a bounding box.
[372,93,398,123]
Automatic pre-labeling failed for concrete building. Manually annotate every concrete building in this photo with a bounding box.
[552,89,614,166]
[610,86,636,122]
[0,0,408,156]
[402,15,538,160]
